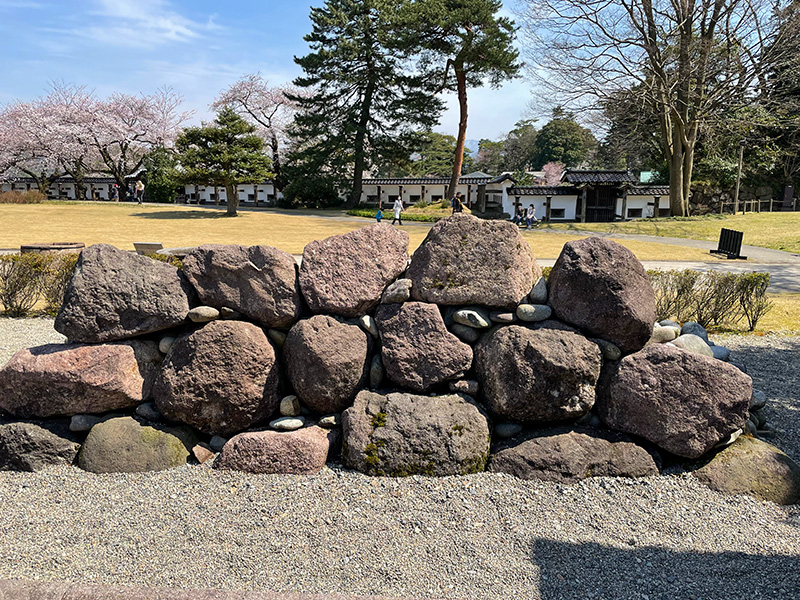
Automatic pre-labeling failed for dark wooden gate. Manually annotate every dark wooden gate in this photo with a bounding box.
[585,187,617,222]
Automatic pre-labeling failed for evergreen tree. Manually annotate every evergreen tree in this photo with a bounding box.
[394,0,520,199]
[176,108,273,217]
[142,147,179,203]
[531,113,597,169]
[288,0,443,206]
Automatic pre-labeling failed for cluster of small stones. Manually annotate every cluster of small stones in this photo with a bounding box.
[1,214,798,504]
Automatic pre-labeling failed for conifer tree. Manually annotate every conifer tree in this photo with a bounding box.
[288,0,443,206]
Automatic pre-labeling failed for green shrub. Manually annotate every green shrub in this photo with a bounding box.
[736,272,772,331]
[439,199,450,209]
[0,254,48,316]
[39,254,79,315]
[146,253,183,269]
[0,190,46,204]
[413,198,430,209]
[647,269,773,331]
[346,208,441,222]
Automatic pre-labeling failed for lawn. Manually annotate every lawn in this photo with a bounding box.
[542,212,800,254]
[0,201,721,261]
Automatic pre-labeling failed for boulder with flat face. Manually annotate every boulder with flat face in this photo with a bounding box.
[299,224,409,317]
[152,320,280,436]
[596,344,752,458]
[692,436,800,505]
[55,244,193,342]
[375,302,473,392]
[547,237,656,354]
[213,426,339,475]
[0,341,161,418]
[182,244,302,328]
[342,390,490,476]
[474,323,602,422]
[488,428,658,483]
[407,213,540,309]
[283,315,371,414]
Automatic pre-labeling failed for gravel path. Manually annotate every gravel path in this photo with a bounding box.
[1,319,799,600]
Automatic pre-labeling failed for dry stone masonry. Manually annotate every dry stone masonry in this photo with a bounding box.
[1,216,798,504]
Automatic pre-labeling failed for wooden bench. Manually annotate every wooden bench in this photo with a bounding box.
[710,228,747,260]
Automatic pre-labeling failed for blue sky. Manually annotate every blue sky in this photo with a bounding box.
[0,0,535,142]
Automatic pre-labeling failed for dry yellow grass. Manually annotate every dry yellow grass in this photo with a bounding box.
[755,294,800,334]
[0,202,722,261]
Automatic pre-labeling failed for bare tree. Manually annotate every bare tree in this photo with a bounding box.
[518,0,781,216]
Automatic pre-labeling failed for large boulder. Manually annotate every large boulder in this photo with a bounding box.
[474,323,602,422]
[0,422,79,471]
[283,315,371,413]
[407,214,539,309]
[152,320,280,436]
[182,244,302,328]
[342,390,490,476]
[596,344,751,458]
[692,436,800,505]
[0,341,162,418]
[375,302,472,392]
[213,426,338,475]
[77,416,197,474]
[299,224,409,317]
[55,244,193,342]
[548,237,656,354]
[488,428,658,483]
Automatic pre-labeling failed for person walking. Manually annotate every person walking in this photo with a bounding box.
[111,184,119,202]
[135,180,145,205]
[391,197,404,225]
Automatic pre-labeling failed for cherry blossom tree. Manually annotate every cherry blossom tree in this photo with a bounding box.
[89,87,192,200]
[542,161,565,186]
[211,74,300,191]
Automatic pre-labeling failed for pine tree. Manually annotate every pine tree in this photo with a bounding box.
[288,0,443,206]
[394,0,520,199]
[176,108,273,217]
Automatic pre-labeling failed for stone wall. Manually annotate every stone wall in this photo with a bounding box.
[1,214,798,504]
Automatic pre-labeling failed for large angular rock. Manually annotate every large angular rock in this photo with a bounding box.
[55,244,193,342]
[375,302,472,392]
[77,416,197,474]
[342,390,490,476]
[474,324,602,422]
[548,237,656,354]
[596,344,752,458]
[692,436,800,505]
[182,244,302,328]
[152,320,280,436]
[213,426,338,474]
[488,428,658,483]
[299,224,409,317]
[283,315,371,413]
[407,214,540,309]
[0,341,162,418]
[0,422,79,471]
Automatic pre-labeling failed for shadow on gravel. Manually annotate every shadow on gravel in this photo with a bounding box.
[532,539,800,599]
[730,340,800,463]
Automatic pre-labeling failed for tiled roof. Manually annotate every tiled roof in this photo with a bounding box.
[564,170,637,184]
[362,176,497,185]
[508,186,578,196]
[629,186,670,196]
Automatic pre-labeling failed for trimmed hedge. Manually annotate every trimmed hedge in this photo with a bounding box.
[0,190,46,204]
[347,208,442,222]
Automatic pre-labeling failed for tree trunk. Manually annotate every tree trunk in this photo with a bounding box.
[447,67,468,202]
[225,183,239,216]
[269,133,285,192]
[349,75,378,208]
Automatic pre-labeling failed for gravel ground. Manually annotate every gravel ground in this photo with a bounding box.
[1,318,799,600]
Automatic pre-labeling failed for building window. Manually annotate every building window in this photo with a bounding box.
[550,208,566,219]
[627,208,643,218]
[248,193,255,201]
[409,195,421,203]
[431,195,443,201]
[367,195,378,203]
[658,208,670,217]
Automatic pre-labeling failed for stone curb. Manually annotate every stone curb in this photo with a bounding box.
[0,580,443,600]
